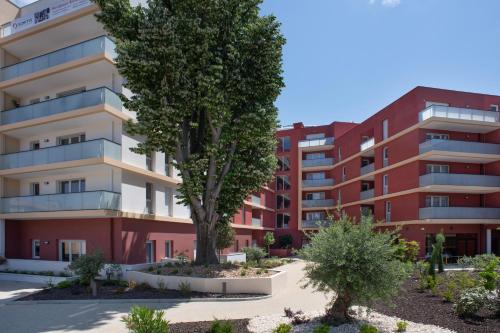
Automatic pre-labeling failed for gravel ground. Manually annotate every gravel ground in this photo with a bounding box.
[247,308,456,333]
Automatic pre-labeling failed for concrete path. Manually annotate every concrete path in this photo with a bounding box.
[0,280,43,305]
[0,261,330,333]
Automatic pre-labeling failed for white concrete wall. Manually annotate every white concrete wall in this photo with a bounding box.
[1,258,69,272]
[173,189,191,218]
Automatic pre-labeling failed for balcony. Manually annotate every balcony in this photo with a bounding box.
[302,220,332,229]
[419,105,500,134]
[419,207,500,220]
[360,163,375,176]
[302,178,334,188]
[0,139,121,171]
[302,158,334,169]
[1,191,121,214]
[0,87,122,126]
[419,139,500,163]
[0,36,116,83]
[302,199,335,208]
[360,138,375,156]
[251,195,262,206]
[420,173,500,193]
[360,189,375,201]
[298,137,334,151]
[252,218,262,227]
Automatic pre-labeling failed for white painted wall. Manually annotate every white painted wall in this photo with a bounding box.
[173,189,191,218]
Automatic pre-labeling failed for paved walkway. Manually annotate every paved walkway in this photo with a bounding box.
[0,261,330,333]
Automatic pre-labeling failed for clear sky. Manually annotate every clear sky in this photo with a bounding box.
[13,0,500,127]
[260,0,500,127]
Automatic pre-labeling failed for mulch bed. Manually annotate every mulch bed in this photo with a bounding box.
[17,283,264,301]
[372,276,499,333]
[169,319,251,333]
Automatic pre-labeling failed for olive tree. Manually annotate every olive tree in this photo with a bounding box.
[93,0,284,264]
[299,214,410,323]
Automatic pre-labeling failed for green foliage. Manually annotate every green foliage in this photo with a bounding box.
[210,319,233,333]
[263,232,276,256]
[429,233,445,277]
[242,247,267,263]
[453,271,480,290]
[240,269,247,276]
[68,250,105,285]
[216,222,236,255]
[93,0,284,265]
[395,239,420,263]
[121,306,170,333]
[56,280,74,289]
[272,323,292,333]
[396,321,408,332]
[359,324,378,333]
[440,280,457,302]
[278,234,293,249]
[299,214,410,321]
[178,281,191,297]
[479,259,498,291]
[415,261,430,290]
[454,286,489,317]
[458,254,498,270]
[313,324,330,333]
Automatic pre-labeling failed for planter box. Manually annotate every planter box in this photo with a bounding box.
[219,252,246,263]
[1,259,69,274]
[270,248,292,258]
[127,269,287,295]
[0,272,69,284]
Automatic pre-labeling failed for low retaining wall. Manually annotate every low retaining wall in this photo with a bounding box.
[219,252,246,263]
[127,269,287,295]
[0,272,69,284]
[1,259,69,273]
[270,248,292,257]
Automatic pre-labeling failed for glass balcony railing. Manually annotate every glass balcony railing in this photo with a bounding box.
[298,137,334,148]
[251,195,262,206]
[1,191,121,213]
[251,217,262,227]
[302,178,334,188]
[360,137,375,151]
[0,36,116,82]
[302,199,335,208]
[419,207,500,220]
[0,139,121,170]
[419,105,499,123]
[360,163,375,175]
[419,139,500,155]
[420,173,500,188]
[360,189,375,200]
[302,158,334,168]
[0,87,122,125]
[302,220,331,228]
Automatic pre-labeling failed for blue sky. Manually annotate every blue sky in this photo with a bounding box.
[13,0,500,126]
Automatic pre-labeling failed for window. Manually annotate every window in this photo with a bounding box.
[245,239,250,248]
[276,194,291,209]
[306,212,325,221]
[30,141,40,150]
[306,172,325,180]
[426,133,449,141]
[491,104,499,112]
[165,240,172,258]
[305,133,325,140]
[276,213,290,229]
[361,182,371,191]
[58,133,85,145]
[59,240,86,262]
[383,174,389,195]
[32,239,40,259]
[165,187,173,216]
[361,158,371,167]
[278,156,290,171]
[426,164,449,174]
[306,153,325,160]
[337,189,342,205]
[56,87,86,98]
[145,240,155,263]
[383,147,389,167]
[385,202,391,223]
[342,166,347,182]
[146,182,154,214]
[59,179,85,194]
[426,195,449,207]
[382,119,389,140]
[279,136,290,152]
[146,152,154,171]
[338,147,342,161]
[276,175,291,191]
[165,155,172,176]
[235,239,240,252]
[306,192,325,200]
[30,183,40,196]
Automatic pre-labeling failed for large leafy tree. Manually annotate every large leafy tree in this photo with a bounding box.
[93,0,284,264]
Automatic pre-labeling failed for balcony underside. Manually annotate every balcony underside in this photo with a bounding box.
[302,206,335,211]
[420,184,500,194]
[301,165,335,172]
[299,144,334,152]
[420,150,500,163]
[420,117,500,134]
[0,163,116,179]
[302,185,336,191]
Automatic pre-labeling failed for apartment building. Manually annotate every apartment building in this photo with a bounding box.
[277,87,500,258]
[0,0,274,266]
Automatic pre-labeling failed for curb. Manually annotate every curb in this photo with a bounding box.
[8,294,272,305]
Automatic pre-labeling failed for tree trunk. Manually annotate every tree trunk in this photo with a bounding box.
[325,292,351,323]
[194,219,219,265]
[90,279,97,297]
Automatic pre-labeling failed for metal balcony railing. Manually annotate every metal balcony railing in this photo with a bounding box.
[302,220,331,228]
[360,189,375,200]
[419,105,499,123]
[302,158,334,168]
[298,137,334,148]
[420,173,500,187]
[360,163,375,175]
[419,139,500,155]
[302,178,334,188]
[419,207,500,220]
[302,199,335,208]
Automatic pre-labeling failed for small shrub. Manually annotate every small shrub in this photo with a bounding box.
[121,306,170,333]
[395,239,420,263]
[184,268,193,276]
[0,256,6,265]
[396,320,408,332]
[359,324,378,333]
[157,280,167,291]
[458,254,498,270]
[178,281,191,297]
[256,269,263,275]
[169,268,179,275]
[136,282,152,291]
[440,281,457,303]
[284,307,294,318]
[210,319,233,333]
[56,280,73,289]
[313,324,330,333]
[240,269,247,276]
[68,250,105,285]
[278,234,293,249]
[128,280,137,289]
[242,247,267,263]
[147,266,154,272]
[453,271,480,290]
[272,323,292,333]
[454,286,489,317]
[479,259,498,291]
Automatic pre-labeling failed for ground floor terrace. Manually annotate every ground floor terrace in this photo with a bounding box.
[2,218,270,265]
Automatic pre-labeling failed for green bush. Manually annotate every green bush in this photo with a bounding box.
[454,286,489,317]
[395,239,420,263]
[210,319,233,333]
[242,247,267,263]
[178,281,191,297]
[458,254,498,270]
[360,324,378,333]
[272,323,292,333]
[440,280,457,302]
[278,234,293,249]
[396,320,408,332]
[68,250,105,285]
[121,306,170,333]
[479,259,498,291]
[299,214,410,322]
[56,280,74,289]
[263,232,276,256]
[313,323,330,333]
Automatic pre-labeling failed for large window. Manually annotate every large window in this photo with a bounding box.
[385,201,391,223]
[145,240,155,263]
[276,213,290,229]
[32,239,40,259]
[59,179,85,194]
[342,166,347,182]
[30,182,40,196]
[165,240,172,258]
[164,187,173,216]
[146,182,154,214]
[426,164,449,174]
[276,194,291,209]
[276,175,291,191]
[383,174,389,195]
[59,240,86,262]
[306,192,325,200]
[146,152,154,171]
[278,136,291,152]
[57,133,85,145]
[426,195,449,207]
[382,119,389,140]
[277,156,290,171]
[165,155,172,176]
[382,147,389,167]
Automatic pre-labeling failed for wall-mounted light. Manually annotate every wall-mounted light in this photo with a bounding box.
[44,181,50,185]
[44,139,50,143]
[420,227,425,231]
[43,241,50,245]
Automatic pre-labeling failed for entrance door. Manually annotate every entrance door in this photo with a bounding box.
[456,235,477,257]
[145,241,154,263]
